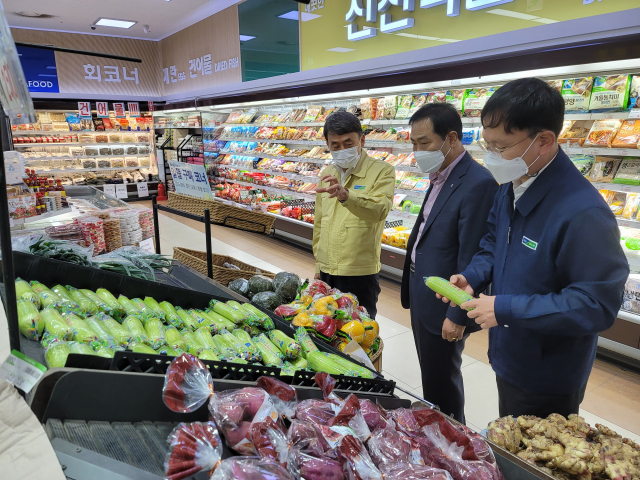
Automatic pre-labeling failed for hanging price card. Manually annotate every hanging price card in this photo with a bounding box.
[128,102,140,117]
[113,102,126,118]
[78,101,91,117]
[116,184,128,198]
[103,184,116,197]
[96,101,109,118]
[0,350,46,393]
[136,182,149,197]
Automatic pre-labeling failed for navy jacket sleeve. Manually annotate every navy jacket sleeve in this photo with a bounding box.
[460,187,501,296]
[448,178,499,327]
[493,207,629,335]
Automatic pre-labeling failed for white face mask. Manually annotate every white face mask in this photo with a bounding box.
[483,134,541,184]
[414,139,452,174]
[331,146,360,169]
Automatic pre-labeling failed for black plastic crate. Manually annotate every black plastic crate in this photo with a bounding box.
[291,370,395,396]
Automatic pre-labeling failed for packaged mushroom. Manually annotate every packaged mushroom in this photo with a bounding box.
[125,145,139,155]
[110,158,125,168]
[99,147,112,156]
[83,147,100,157]
[125,158,139,167]
[108,133,121,143]
[138,157,151,167]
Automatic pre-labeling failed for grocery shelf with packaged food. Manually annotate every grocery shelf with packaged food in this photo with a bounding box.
[9,104,161,202]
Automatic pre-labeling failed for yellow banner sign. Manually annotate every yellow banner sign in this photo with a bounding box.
[300,0,640,71]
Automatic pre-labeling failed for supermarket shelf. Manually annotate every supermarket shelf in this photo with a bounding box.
[15,142,150,148]
[395,189,426,198]
[562,146,640,157]
[31,167,143,174]
[218,150,330,165]
[218,178,317,201]
[219,137,415,149]
[626,256,640,269]
[220,164,321,182]
[13,130,152,136]
[617,310,640,326]
[617,218,640,229]
[224,121,326,127]
[11,207,72,227]
[387,210,419,221]
[24,154,146,161]
[592,182,640,194]
[381,244,407,255]
[265,211,315,228]
[154,126,201,129]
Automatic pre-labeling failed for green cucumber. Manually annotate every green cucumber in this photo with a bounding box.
[209,299,244,324]
[425,276,474,309]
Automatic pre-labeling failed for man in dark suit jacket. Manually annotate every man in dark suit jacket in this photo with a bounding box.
[401,103,498,423]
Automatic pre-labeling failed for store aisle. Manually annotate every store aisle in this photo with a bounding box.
[154,209,640,441]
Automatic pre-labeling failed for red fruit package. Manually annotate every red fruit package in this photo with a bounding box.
[360,399,388,432]
[162,353,213,413]
[337,434,382,480]
[287,420,332,456]
[295,399,336,426]
[256,376,298,421]
[274,304,304,320]
[164,422,222,480]
[315,372,342,405]
[210,457,294,480]
[209,387,280,455]
[314,315,338,341]
[327,393,371,443]
[412,408,478,461]
[368,421,423,468]
[250,417,289,463]
[303,280,331,299]
[288,449,345,480]
[379,463,454,480]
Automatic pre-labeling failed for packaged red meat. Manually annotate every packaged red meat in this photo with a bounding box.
[288,449,344,480]
[162,353,214,413]
[379,464,453,480]
[209,387,280,455]
[256,376,298,421]
[210,457,294,480]
[164,421,222,480]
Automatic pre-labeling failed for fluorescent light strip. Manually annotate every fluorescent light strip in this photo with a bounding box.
[532,18,559,24]
[278,11,321,21]
[327,47,355,52]
[94,17,137,29]
[396,33,459,42]
[486,9,539,20]
[239,35,256,41]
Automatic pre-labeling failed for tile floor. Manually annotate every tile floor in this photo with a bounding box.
[2,205,639,443]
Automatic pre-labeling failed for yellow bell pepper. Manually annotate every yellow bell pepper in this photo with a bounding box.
[311,296,338,316]
[292,311,313,327]
[340,320,365,343]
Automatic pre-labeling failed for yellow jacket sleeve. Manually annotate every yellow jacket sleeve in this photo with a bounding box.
[341,163,395,222]
[312,178,324,274]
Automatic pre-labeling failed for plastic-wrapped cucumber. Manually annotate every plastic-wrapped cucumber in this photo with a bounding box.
[17,299,44,340]
[187,309,210,329]
[291,356,308,370]
[51,285,83,315]
[44,340,70,368]
[181,330,206,355]
[99,315,133,345]
[67,341,96,356]
[176,307,198,331]
[159,301,184,329]
[268,330,301,359]
[143,297,166,320]
[243,303,275,330]
[198,349,220,361]
[155,345,178,356]
[62,312,100,344]
[80,289,111,313]
[85,316,115,346]
[209,299,244,324]
[294,327,319,358]
[30,282,63,311]
[129,342,157,354]
[227,301,263,328]
[323,353,375,379]
[255,333,285,360]
[211,333,240,360]
[281,361,297,376]
[219,330,251,360]
[66,286,98,316]
[118,295,142,318]
[202,309,236,331]
[164,326,187,352]
[174,348,186,356]
[229,358,248,364]
[194,327,218,352]
[232,329,261,362]
[90,341,115,358]
[95,289,126,320]
[16,278,39,308]
[252,335,284,367]
[144,318,167,349]
[123,316,150,345]
[130,298,155,319]
[41,307,73,340]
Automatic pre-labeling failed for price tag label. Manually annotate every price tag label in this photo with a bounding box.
[615,149,630,157]
[136,182,149,197]
[103,184,116,197]
[78,101,91,117]
[628,110,640,119]
[96,101,109,118]
[583,148,600,156]
[116,184,128,198]
[0,350,46,393]
[139,237,155,253]
[363,119,371,125]
[564,147,582,154]
[113,102,126,118]
[127,102,140,117]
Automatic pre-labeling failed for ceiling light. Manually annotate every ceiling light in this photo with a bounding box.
[278,11,321,21]
[486,9,540,20]
[239,35,256,42]
[438,38,460,42]
[327,47,355,52]
[532,18,558,24]
[94,17,137,29]
[396,33,439,40]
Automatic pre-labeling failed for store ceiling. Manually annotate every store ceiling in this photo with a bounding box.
[3,0,242,40]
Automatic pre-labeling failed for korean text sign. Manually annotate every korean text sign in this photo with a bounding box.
[168,161,213,200]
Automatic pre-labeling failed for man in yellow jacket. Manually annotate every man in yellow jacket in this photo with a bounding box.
[313,111,395,318]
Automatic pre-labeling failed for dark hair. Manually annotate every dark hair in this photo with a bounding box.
[409,103,462,141]
[481,78,565,137]
[324,111,362,140]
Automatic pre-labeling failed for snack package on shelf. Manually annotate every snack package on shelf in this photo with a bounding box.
[608,191,627,216]
[589,74,632,111]
[570,154,595,178]
[408,94,428,117]
[630,75,640,109]
[558,120,591,147]
[589,156,620,183]
[383,96,400,119]
[613,158,640,185]
[361,98,373,120]
[622,193,640,219]
[463,87,497,117]
[446,89,467,114]
[611,120,640,148]
[623,274,640,314]
[395,95,414,119]
[583,120,623,148]
[547,79,563,92]
[560,77,593,111]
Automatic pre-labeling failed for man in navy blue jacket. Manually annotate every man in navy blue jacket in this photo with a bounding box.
[401,103,498,422]
[439,78,629,418]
